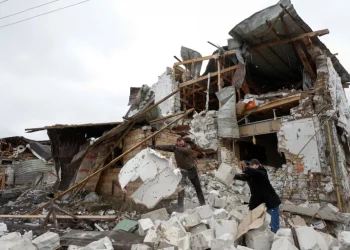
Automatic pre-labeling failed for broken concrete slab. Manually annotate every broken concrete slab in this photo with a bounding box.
[196,205,214,220]
[190,229,214,250]
[338,231,350,250]
[246,228,273,250]
[214,163,235,186]
[138,218,154,237]
[190,224,208,234]
[32,231,60,250]
[318,232,338,249]
[83,236,113,250]
[211,233,235,250]
[211,219,238,239]
[271,238,298,250]
[141,208,169,222]
[131,244,152,250]
[295,226,322,250]
[184,211,201,227]
[214,208,228,220]
[118,149,181,209]
[273,228,294,244]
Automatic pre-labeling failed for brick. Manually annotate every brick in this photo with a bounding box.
[190,229,214,250]
[138,218,154,237]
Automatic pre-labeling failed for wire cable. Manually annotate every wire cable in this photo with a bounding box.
[0,0,62,20]
[0,0,91,29]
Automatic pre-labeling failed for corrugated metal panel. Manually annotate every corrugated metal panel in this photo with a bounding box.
[13,160,53,177]
[228,0,350,83]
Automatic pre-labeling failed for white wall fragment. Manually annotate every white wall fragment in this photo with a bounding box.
[278,118,322,173]
[118,148,181,209]
[338,231,350,250]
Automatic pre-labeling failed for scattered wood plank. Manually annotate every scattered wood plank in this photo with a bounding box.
[254,29,329,50]
[174,50,235,66]
[180,65,239,88]
[240,95,301,116]
[0,214,117,220]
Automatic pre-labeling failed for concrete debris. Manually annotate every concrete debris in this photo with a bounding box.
[118,148,181,209]
[210,219,238,239]
[245,228,274,250]
[214,163,235,186]
[190,224,208,234]
[189,111,218,151]
[295,226,323,250]
[0,223,8,236]
[70,236,114,250]
[190,229,214,250]
[236,246,253,250]
[338,231,350,250]
[213,209,228,220]
[274,228,294,244]
[141,208,169,222]
[131,244,152,250]
[32,231,60,250]
[196,205,214,220]
[83,192,100,202]
[211,233,235,250]
[138,218,155,237]
[271,238,298,250]
[184,211,202,227]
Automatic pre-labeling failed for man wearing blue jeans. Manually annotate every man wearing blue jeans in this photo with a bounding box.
[234,159,281,233]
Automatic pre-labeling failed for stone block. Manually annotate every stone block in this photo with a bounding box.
[184,211,201,227]
[215,163,235,186]
[228,210,244,222]
[208,190,220,207]
[246,228,274,250]
[271,238,298,250]
[0,232,21,242]
[318,232,338,249]
[211,220,238,239]
[196,205,214,220]
[166,217,186,237]
[138,218,154,237]
[338,231,350,250]
[214,197,227,208]
[190,229,214,250]
[131,244,152,250]
[273,228,294,244]
[32,232,60,250]
[214,208,228,219]
[178,234,191,250]
[83,236,113,250]
[141,208,169,222]
[6,238,37,250]
[158,225,183,247]
[0,223,7,236]
[144,227,159,247]
[211,233,235,250]
[190,224,208,234]
[295,226,321,250]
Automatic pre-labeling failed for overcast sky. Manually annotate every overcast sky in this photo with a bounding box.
[0,0,349,140]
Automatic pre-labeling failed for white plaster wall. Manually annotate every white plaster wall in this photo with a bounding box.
[278,118,322,173]
[327,58,350,134]
[151,68,180,116]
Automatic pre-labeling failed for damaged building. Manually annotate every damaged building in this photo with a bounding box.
[0,0,348,249]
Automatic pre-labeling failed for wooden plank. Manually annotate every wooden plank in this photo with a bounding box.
[174,50,235,66]
[217,60,222,107]
[0,214,117,220]
[180,65,239,88]
[239,119,281,137]
[240,95,301,116]
[254,29,329,50]
[294,42,317,80]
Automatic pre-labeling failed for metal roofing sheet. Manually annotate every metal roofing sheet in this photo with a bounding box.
[228,0,350,83]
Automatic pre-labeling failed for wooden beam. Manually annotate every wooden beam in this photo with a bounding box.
[342,84,349,89]
[240,95,301,116]
[0,214,117,220]
[174,50,235,67]
[180,65,239,88]
[280,4,308,33]
[185,80,218,97]
[294,42,317,80]
[31,109,195,215]
[149,111,187,123]
[254,29,329,50]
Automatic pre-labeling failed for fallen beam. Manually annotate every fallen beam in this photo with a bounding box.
[281,203,350,224]
[240,95,301,116]
[0,214,117,220]
[180,65,239,88]
[174,50,235,66]
[254,29,329,50]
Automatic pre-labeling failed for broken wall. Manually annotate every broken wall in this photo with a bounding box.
[151,68,181,116]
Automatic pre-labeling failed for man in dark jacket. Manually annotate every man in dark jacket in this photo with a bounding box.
[234,159,281,233]
[155,137,205,211]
